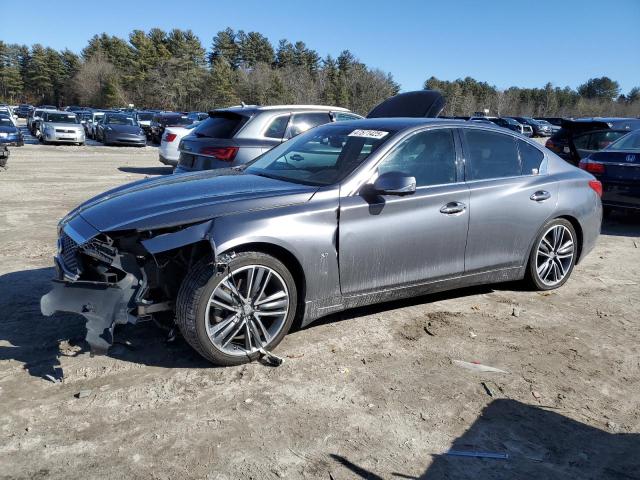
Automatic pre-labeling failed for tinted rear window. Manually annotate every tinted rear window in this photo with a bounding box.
[192,112,248,139]
[464,129,520,180]
[162,115,193,126]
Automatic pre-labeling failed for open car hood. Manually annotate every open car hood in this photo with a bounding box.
[366,90,445,119]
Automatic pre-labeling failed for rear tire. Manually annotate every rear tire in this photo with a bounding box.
[526,218,578,290]
[175,252,297,366]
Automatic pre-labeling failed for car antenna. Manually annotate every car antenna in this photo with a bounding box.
[241,102,247,108]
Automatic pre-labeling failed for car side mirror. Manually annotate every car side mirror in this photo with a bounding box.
[371,171,416,196]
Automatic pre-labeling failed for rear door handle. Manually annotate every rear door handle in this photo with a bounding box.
[530,190,551,202]
[440,202,467,215]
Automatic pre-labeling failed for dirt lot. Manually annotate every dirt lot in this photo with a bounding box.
[0,131,639,479]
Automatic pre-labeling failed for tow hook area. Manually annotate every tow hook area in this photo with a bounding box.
[40,274,139,355]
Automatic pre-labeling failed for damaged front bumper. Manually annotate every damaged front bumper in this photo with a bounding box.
[40,257,140,355]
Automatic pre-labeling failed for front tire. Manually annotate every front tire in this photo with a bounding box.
[527,218,577,290]
[175,252,297,366]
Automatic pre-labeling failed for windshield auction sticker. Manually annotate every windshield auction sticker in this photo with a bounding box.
[348,129,389,139]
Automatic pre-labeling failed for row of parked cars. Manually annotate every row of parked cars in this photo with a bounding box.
[5,101,640,214]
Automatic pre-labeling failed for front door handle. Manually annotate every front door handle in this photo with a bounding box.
[440,202,467,215]
[530,190,551,202]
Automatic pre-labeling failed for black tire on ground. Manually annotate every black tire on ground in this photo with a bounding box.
[526,218,578,291]
[175,252,298,366]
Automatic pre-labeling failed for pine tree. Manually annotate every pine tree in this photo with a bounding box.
[209,56,238,107]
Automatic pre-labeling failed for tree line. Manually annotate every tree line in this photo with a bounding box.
[1,28,638,117]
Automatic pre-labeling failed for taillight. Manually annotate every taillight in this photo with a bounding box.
[579,159,605,174]
[200,146,239,161]
[588,180,602,197]
[165,133,177,142]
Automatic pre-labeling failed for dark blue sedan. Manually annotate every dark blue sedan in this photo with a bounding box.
[0,114,24,146]
[579,130,640,213]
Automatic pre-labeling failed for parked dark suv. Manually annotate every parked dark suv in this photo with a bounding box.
[545,118,640,166]
[150,112,194,144]
[176,105,362,173]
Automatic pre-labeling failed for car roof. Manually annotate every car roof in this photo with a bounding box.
[215,105,351,115]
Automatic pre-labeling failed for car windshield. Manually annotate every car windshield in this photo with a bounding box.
[46,113,79,124]
[0,116,14,125]
[245,124,395,186]
[137,113,153,121]
[106,115,136,126]
[606,131,640,152]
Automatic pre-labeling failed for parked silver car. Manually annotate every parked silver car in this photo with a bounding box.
[40,91,601,366]
[176,105,362,173]
[40,111,85,145]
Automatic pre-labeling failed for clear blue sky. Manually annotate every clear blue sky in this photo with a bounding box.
[2,0,639,93]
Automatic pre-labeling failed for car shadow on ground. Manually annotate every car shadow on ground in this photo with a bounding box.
[118,166,174,175]
[0,267,210,381]
[330,399,640,479]
[601,211,640,237]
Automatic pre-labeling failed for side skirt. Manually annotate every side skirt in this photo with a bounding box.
[301,266,525,327]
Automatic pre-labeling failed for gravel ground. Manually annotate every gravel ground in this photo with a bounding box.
[0,129,639,479]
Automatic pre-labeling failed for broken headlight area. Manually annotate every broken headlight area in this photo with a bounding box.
[43,222,213,355]
[56,231,143,284]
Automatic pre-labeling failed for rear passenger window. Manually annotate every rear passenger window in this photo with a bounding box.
[464,129,520,180]
[264,115,290,139]
[588,131,626,150]
[572,133,591,150]
[288,112,331,137]
[518,140,544,175]
[334,112,361,121]
[378,129,457,187]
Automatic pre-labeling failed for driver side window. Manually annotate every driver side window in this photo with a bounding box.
[378,129,457,187]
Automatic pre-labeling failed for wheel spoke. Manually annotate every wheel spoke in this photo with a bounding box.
[215,286,236,307]
[555,258,567,276]
[256,298,289,311]
[254,271,272,303]
[249,267,265,300]
[557,240,574,255]
[210,297,240,312]
[554,227,565,250]
[244,322,253,350]
[222,279,244,302]
[251,316,271,342]
[540,238,553,254]
[244,267,255,302]
[221,319,246,348]
[248,319,264,348]
[255,290,287,307]
[212,314,240,339]
[255,310,287,317]
[537,259,551,277]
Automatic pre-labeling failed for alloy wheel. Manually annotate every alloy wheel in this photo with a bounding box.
[536,224,575,286]
[204,265,290,356]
